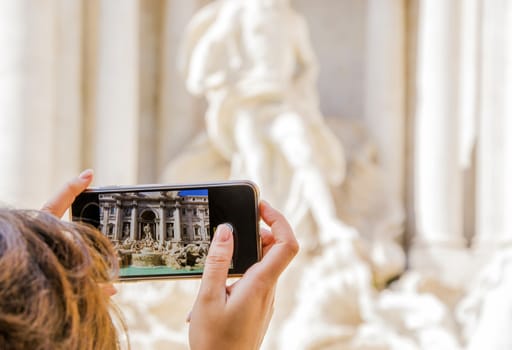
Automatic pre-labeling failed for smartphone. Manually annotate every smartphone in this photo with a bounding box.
[70,181,261,281]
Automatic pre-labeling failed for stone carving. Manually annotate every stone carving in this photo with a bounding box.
[143,223,152,240]
[173,0,407,275]
[178,0,353,248]
[162,243,208,270]
[456,247,512,350]
[115,235,208,270]
[132,1,411,349]
[159,1,407,349]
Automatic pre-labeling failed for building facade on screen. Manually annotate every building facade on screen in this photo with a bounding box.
[98,190,210,247]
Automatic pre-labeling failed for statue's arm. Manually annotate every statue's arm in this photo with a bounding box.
[291,13,321,112]
[186,9,241,95]
[292,13,319,86]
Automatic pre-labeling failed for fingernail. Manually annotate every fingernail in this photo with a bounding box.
[215,223,233,242]
[79,169,93,180]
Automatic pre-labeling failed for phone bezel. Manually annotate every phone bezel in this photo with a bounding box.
[70,180,261,281]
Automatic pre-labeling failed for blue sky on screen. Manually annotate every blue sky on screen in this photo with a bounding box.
[178,189,208,196]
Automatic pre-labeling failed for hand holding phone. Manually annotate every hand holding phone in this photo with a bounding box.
[189,200,299,350]
[43,171,299,350]
[70,181,261,280]
[41,169,94,217]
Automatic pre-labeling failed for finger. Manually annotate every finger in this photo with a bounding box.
[198,223,234,301]
[253,201,299,282]
[99,283,118,297]
[41,169,94,218]
[259,228,275,256]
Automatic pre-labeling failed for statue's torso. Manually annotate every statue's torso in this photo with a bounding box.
[236,7,298,95]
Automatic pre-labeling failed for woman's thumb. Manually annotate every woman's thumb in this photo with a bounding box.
[198,223,234,298]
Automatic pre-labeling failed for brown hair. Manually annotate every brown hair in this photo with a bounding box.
[0,208,126,350]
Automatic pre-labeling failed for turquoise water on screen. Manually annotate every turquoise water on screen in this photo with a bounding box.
[120,266,204,277]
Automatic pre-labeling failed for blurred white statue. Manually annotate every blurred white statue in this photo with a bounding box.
[456,247,512,350]
[180,0,351,245]
[158,2,409,349]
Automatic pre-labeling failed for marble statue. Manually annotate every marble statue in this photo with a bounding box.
[143,223,152,239]
[156,1,407,349]
[179,0,352,247]
[174,0,406,275]
[456,247,512,350]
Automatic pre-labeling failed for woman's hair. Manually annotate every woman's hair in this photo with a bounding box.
[0,208,125,350]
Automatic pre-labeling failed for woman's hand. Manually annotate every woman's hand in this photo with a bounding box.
[41,169,93,218]
[189,200,299,350]
[40,169,117,296]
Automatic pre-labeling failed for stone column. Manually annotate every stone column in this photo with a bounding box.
[102,205,110,235]
[474,0,512,248]
[52,0,84,190]
[364,0,405,206]
[0,1,28,207]
[200,221,206,241]
[157,1,204,177]
[114,200,123,240]
[173,205,181,241]
[410,0,468,280]
[364,0,407,281]
[130,203,138,240]
[506,2,512,245]
[0,0,82,208]
[93,0,139,185]
[458,0,479,168]
[159,204,166,242]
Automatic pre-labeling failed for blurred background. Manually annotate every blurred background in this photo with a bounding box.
[1,0,511,349]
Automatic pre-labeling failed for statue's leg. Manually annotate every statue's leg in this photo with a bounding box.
[233,109,271,187]
[270,112,357,243]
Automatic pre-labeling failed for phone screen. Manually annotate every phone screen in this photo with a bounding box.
[71,182,260,280]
